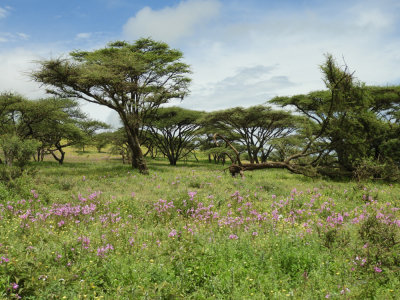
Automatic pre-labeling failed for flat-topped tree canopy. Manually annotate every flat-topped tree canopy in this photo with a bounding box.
[202,105,300,164]
[32,38,192,173]
[144,106,205,165]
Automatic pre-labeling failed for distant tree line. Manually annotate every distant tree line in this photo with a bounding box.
[1,38,399,181]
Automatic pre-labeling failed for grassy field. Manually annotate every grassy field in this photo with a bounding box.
[1,150,400,299]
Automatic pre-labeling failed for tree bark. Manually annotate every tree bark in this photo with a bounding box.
[126,128,148,174]
[51,147,65,165]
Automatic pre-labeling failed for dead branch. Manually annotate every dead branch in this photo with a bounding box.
[213,133,242,166]
[214,133,320,178]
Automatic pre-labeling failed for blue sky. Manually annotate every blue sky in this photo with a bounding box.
[1,0,400,126]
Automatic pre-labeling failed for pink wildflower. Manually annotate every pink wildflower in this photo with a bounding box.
[229,234,238,240]
[374,266,382,273]
[11,283,18,290]
[168,229,177,237]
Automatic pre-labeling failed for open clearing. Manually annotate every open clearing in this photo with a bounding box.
[1,151,400,299]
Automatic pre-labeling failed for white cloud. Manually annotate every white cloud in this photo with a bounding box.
[0,48,46,98]
[17,32,30,40]
[2,0,400,127]
[177,65,295,110]
[348,0,396,30]
[123,0,221,43]
[355,10,392,29]
[76,32,92,39]
[174,0,400,111]
[0,6,9,19]
[0,32,30,43]
[0,47,117,125]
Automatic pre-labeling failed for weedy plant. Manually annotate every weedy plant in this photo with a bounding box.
[0,150,400,298]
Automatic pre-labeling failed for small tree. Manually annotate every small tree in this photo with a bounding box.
[109,128,132,164]
[23,98,87,164]
[75,120,111,152]
[0,135,39,168]
[93,131,114,153]
[32,38,191,174]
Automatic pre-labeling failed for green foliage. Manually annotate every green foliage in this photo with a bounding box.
[359,215,397,251]
[75,120,111,152]
[270,55,400,178]
[0,165,24,182]
[0,94,94,165]
[32,38,192,173]
[0,135,39,168]
[1,155,400,298]
[201,105,298,163]
[92,131,114,153]
[354,157,400,182]
[145,107,204,165]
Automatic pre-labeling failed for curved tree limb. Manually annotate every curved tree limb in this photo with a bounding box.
[213,133,242,166]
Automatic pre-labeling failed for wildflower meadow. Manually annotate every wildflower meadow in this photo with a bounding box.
[1,152,400,299]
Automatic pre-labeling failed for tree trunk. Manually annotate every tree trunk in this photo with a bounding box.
[246,144,254,163]
[51,149,65,165]
[192,152,199,162]
[252,150,259,164]
[126,127,148,174]
[167,151,177,165]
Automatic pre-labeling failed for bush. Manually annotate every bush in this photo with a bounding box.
[0,165,23,182]
[353,157,400,182]
[0,135,39,168]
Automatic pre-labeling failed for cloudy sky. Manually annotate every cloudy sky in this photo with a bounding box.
[1,0,400,126]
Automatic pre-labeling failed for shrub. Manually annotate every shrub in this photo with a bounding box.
[354,157,400,182]
[0,135,39,168]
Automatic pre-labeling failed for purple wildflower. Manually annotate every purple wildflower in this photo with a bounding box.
[374,266,382,273]
[168,229,178,237]
[229,234,238,240]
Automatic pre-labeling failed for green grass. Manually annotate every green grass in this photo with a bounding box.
[1,151,400,299]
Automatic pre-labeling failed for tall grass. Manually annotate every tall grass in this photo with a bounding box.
[1,151,400,298]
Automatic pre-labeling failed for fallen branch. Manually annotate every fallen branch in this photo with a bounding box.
[227,162,311,177]
[214,133,319,178]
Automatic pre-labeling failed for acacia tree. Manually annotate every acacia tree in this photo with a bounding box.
[75,120,111,152]
[198,133,241,165]
[144,107,203,165]
[93,131,114,153]
[271,57,400,175]
[32,38,191,174]
[203,105,298,163]
[16,97,88,164]
[216,55,361,177]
